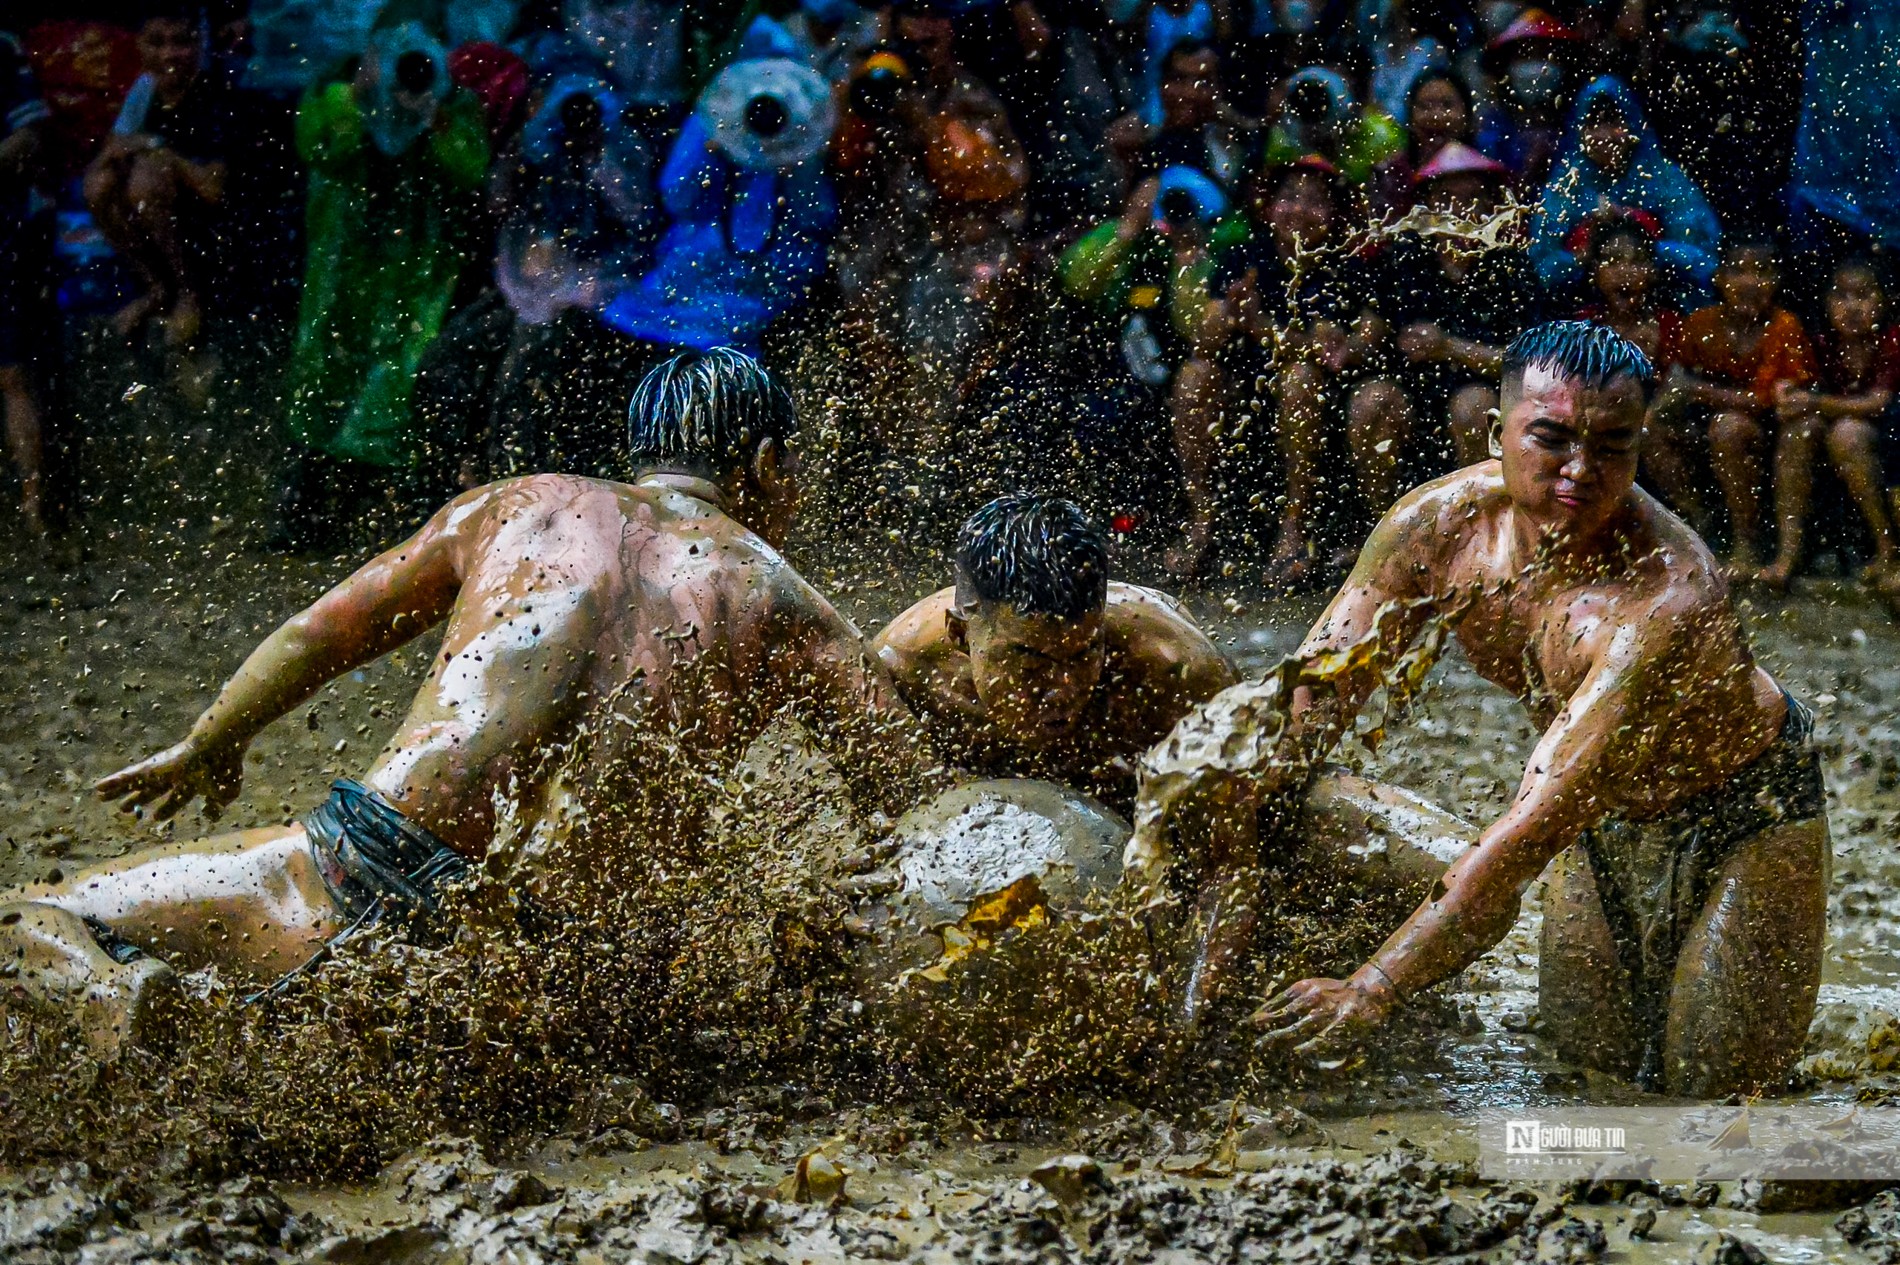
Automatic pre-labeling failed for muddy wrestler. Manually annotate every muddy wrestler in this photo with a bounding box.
[1253,322,1828,1097]
[0,349,938,1054]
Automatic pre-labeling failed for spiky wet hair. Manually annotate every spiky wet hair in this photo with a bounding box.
[955,495,1109,620]
[1502,321,1654,395]
[626,348,795,477]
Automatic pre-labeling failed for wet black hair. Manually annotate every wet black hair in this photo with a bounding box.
[626,348,796,477]
[955,494,1108,620]
[1502,321,1654,394]
[1584,211,1657,267]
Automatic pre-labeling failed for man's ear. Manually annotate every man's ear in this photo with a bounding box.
[749,436,784,493]
[945,606,969,652]
[1486,407,1504,460]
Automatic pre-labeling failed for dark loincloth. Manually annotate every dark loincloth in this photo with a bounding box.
[245,779,470,1003]
[1578,693,1825,1091]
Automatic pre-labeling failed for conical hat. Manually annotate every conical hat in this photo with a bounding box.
[698,56,836,170]
[1413,141,1511,184]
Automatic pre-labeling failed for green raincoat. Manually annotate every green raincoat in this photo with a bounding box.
[285,81,489,467]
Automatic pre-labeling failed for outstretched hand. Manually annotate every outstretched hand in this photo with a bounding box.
[94,734,246,822]
[1251,973,1397,1064]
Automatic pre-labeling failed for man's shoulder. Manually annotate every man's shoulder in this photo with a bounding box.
[1106,583,1235,692]
[1386,465,1507,541]
[872,588,957,673]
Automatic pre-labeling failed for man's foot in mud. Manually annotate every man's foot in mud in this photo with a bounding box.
[1753,557,1796,594]
[1164,521,1214,583]
[1264,526,1314,593]
[79,953,181,1062]
[164,290,203,351]
[1723,546,1764,586]
[108,288,165,342]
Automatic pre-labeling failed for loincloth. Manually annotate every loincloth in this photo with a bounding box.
[245,779,470,1003]
[1578,693,1825,1091]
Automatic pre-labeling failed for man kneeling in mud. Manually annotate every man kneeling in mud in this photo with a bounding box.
[873,493,1234,816]
[0,349,935,1054]
[1255,321,1827,1097]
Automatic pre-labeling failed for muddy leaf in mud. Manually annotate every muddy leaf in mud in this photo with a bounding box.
[774,1148,848,1204]
[1029,1154,1111,1208]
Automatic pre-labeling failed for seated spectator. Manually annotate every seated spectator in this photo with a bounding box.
[1650,237,1816,568]
[1474,7,1580,194]
[1757,258,1900,591]
[1059,166,1238,550]
[1259,66,1403,185]
[1139,0,1215,127]
[1381,142,1543,466]
[0,32,59,540]
[278,22,491,551]
[1107,40,1251,195]
[1574,209,1682,376]
[1170,156,1398,582]
[1529,75,1721,305]
[83,7,237,349]
[1369,70,1474,218]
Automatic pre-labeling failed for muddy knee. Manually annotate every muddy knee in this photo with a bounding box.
[1536,847,1641,1079]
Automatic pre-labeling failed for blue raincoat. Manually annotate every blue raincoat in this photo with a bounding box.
[600,21,837,354]
[1529,76,1721,301]
[1786,0,1900,248]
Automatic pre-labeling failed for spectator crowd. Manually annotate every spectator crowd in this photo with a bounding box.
[3,0,1899,596]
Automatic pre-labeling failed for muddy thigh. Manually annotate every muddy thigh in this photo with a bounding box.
[9,824,344,980]
[1536,843,1641,1080]
[1664,817,1830,1097]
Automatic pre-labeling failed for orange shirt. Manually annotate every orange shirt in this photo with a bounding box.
[1677,306,1817,407]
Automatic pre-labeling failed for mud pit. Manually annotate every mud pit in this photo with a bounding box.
[5,352,1900,1260]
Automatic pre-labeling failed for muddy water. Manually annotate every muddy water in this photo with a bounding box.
[5,346,1900,1260]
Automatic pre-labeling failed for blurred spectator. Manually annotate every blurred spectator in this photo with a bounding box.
[1785,0,1900,254]
[600,21,837,358]
[1259,66,1401,185]
[413,73,660,495]
[1473,6,1578,193]
[83,8,238,350]
[1381,142,1543,466]
[278,23,491,551]
[1757,257,1900,590]
[1137,0,1213,128]
[1651,237,1815,567]
[1575,210,1682,377]
[1108,40,1250,194]
[1528,76,1720,306]
[1172,156,1395,582]
[784,0,888,84]
[0,31,58,539]
[1369,70,1472,217]
[1060,166,1235,559]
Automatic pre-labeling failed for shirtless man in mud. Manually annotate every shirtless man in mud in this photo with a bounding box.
[0,349,935,1054]
[872,494,1234,816]
[1254,322,1828,1097]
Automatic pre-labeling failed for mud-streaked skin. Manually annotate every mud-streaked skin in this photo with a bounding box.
[0,466,938,1055]
[1256,364,1828,1097]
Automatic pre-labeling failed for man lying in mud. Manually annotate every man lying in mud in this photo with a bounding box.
[1254,321,1828,1097]
[0,349,936,1054]
[874,495,1271,1019]
[873,494,1234,815]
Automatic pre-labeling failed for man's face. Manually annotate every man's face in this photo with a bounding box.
[1499,365,1644,539]
[1592,234,1654,311]
[1423,172,1497,218]
[1264,169,1333,251]
[1828,269,1884,340]
[139,18,202,88]
[961,602,1106,747]
[1578,115,1637,175]
[1714,250,1777,320]
[1160,49,1219,127]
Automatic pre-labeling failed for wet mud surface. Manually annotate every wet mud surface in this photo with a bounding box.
[4,341,1900,1259]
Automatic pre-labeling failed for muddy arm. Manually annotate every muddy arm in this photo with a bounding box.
[96,487,485,816]
[1259,615,1674,1054]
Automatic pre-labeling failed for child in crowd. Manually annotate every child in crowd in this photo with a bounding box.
[1574,212,1684,500]
[1756,257,1900,591]
[1651,237,1815,569]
